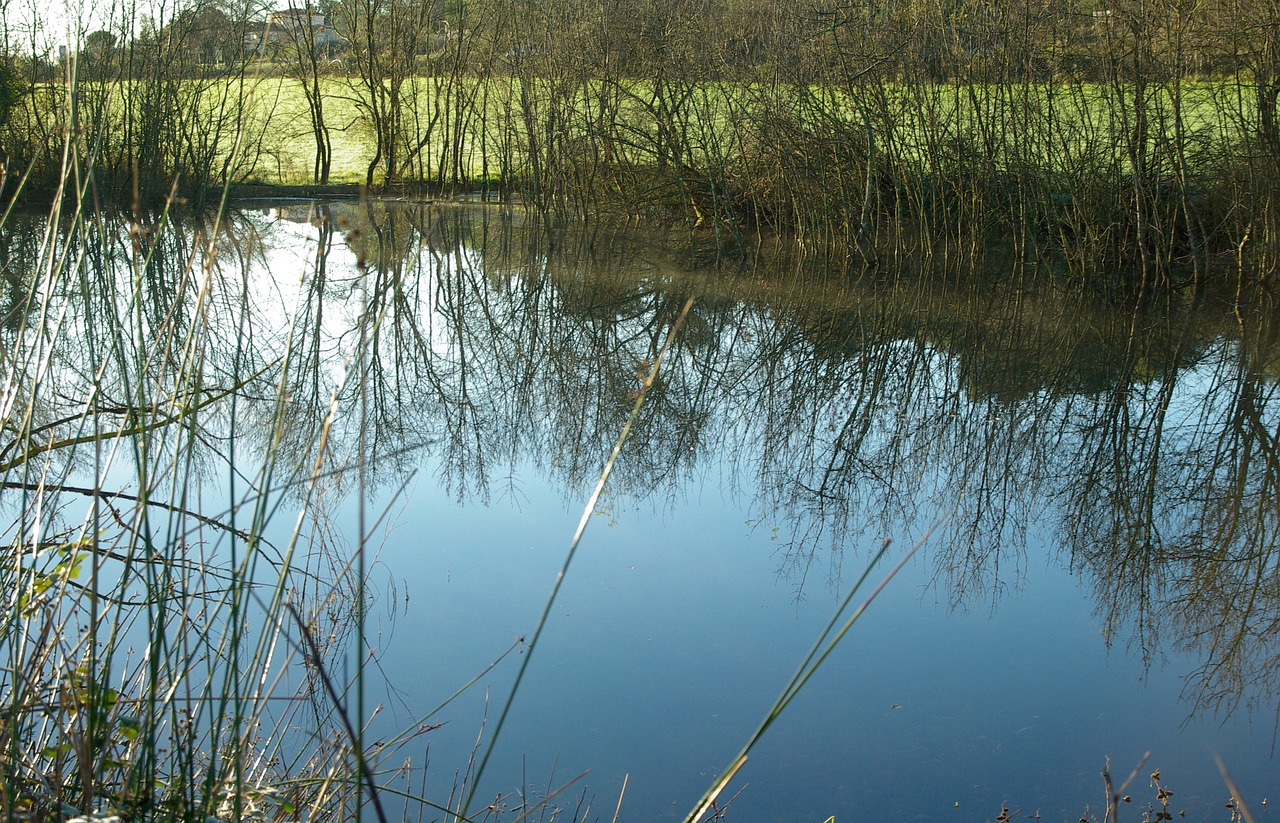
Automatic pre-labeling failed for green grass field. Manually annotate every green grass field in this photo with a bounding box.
[9,70,1261,192]
[238,73,1255,188]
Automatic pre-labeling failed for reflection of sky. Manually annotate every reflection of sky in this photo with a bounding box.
[247,204,480,381]
[363,451,1273,823]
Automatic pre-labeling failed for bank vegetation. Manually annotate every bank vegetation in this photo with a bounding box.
[5,0,1280,292]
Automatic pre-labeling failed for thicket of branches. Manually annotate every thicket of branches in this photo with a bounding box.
[5,0,1280,289]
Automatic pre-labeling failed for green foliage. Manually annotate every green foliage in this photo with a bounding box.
[0,59,24,128]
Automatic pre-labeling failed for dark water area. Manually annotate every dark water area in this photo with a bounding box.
[5,199,1278,822]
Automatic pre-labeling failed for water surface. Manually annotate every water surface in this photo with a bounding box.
[9,199,1278,822]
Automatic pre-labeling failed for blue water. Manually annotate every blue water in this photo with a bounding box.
[361,451,1274,823]
[32,200,1273,823]
[200,201,1274,823]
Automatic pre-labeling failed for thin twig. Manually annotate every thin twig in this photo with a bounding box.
[510,769,591,823]
[610,773,629,823]
[286,601,390,823]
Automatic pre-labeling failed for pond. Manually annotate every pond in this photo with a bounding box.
[2,199,1276,823]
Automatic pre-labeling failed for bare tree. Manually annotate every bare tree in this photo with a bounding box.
[280,3,335,183]
[331,0,436,186]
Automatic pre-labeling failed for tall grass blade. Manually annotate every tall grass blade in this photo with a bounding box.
[460,295,697,819]
[683,521,941,823]
[1215,755,1258,823]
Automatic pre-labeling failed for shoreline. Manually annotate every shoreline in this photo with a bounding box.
[226,181,511,205]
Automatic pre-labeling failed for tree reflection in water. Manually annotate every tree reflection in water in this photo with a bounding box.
[236,200,1280,732]
[7,199,1276,814]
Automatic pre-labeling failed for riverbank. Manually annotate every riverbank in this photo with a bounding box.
[4,69,1280,295]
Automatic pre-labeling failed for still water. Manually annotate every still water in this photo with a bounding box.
[9,198,1278,822]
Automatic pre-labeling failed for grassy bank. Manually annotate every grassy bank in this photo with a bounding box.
[2,0,1280,292]
[6,66,1280,295]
